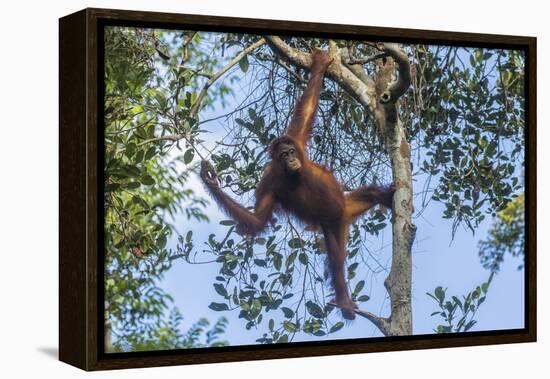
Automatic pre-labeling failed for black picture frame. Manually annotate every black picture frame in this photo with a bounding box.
[59,7,537,371]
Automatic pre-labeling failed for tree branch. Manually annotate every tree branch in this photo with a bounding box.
[355,309,391,336]
[137,132,190,147]
[347,52,388,65]
[340,47,376,87]
[376,43,412,103]
[329,301,390,336]
[180,31,198,63]
[190,38,266,115]
[264,36,377,112]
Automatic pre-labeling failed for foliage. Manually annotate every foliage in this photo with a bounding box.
[103,26,231,349]
[112,309,228,352]
[427,273,494,333]
[478,194,525,272]
[414,47,525,237]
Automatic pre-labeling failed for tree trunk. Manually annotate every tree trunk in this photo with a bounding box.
[104,301,113,352]
[375,45,416,336]
[384,116,415,335]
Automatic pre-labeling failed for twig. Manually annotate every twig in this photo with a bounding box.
[189,38,266,116]
[328,301,390,336]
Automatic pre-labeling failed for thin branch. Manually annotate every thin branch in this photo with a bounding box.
[255,52,306,84]
[355,309,391,336]
[138,38,267,149]
[137,132,190,146]
[340,47,376,87]
[190,38,266,115]
[347,52,388,65]
[328,301,390,336]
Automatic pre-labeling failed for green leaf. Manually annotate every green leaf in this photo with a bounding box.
[124,142,136,157]
[220,220,236,226]
[306,301,324,318]
[285,252,297,269]
[502,71,512,86]
[288,238,304,249]
[250,299,262,318]
[141,175,155,186]
[347,262,359,272]
[283,321,297,333]
[254,258,267,267]
[273,253,282,271]
[329,322,344,333]
[277,334,289,343]
[477,296,486,306]
[144,147,156,160]
[208,302,229,311]
[281,307,294,318]
[353,280,365,295]
[134,149,144,163]
[121,165,141,177]
[298,252,308,265]
[157,234,167,248]
[105,182,121,192]
[464,320,477,332]
[434,286,446,303]
[452,296,463,310]
[217,156,231,171]
[239,55,249,73]
[132,195,149,208]
[184,148,195,164]
[213,283,228,297]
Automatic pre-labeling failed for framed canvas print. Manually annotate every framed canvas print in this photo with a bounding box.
[59,8,536,371]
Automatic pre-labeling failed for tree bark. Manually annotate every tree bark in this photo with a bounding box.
[374,43,415,336]
[104,301,113,352]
